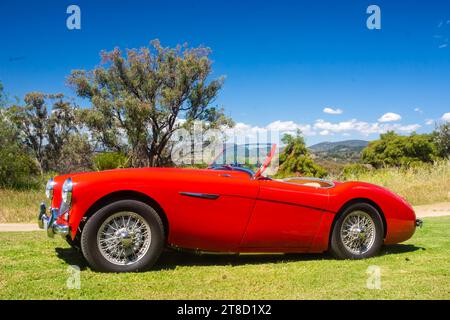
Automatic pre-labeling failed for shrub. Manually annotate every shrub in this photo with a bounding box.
[52,134,94,174]
[0,116,40,189]
[93,152,129,171]
[275,131,327,178]
[433,122,450,158]
[361,131,438,168]
[341,163,372,180]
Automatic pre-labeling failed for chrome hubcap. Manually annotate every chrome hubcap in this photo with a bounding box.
[340,211,376,255]
[97,212,151,266]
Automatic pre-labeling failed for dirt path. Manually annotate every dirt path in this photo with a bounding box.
[1,202,449,232]
[413,202,450,218]
[0,223,41,232]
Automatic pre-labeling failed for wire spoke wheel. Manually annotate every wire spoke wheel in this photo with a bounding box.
[340,210,376,255]
[97,212,152,266]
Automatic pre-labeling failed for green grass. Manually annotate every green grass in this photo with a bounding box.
[0,216,449,299]
[339,160,450,205]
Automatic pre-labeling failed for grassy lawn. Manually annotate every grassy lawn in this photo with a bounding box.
[0,216,449,299]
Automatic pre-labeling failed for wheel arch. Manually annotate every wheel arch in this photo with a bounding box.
[76,190,169,242]
[329,198,387,246]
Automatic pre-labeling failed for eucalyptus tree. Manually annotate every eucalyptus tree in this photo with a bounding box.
[6,93,82,173]
[68,40,232,167]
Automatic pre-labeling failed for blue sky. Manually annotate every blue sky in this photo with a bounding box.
[1,0,449,145]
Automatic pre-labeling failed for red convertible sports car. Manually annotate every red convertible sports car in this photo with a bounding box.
[38,144,422,272]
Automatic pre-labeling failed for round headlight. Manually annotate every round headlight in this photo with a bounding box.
[45,178,56,199]
[62,178,73,204]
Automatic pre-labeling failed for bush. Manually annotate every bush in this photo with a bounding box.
[362,131,438,168]
[275,131,327,178]
[0,116,40,189]
[93,152,129,171]
[341,163,372,180]
[52,134,94,174]
[433,122,450,158]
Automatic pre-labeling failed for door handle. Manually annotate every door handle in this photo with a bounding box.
[179,192,220,200]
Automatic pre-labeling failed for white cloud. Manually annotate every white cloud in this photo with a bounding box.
[323,107,343,115]
[414,107,423,113]
[378,112,402,122]
[425,119,434,125]
[265,120,316,136]
[439,43,448,49]
[314,119,362,133]
[396,124,421,132]
[220,117,421,144]
[442,112,450,122]
[313,118,419,136]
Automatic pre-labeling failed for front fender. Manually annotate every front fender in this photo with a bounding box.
[328,181,416,244]
[67,176,174,240]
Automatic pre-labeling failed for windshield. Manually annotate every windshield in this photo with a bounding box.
[209,143,278,178]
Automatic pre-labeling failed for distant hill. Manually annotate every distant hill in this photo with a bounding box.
[309,140,369,152]
[308,140,369,165]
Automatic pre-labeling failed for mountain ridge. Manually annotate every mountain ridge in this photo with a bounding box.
[308,139,369,152]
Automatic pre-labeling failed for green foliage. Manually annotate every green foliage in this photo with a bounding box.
[361,131,438,168]
[0,115,40,189]
[433,122,450,158]
[0,81,7,108]
[93,152,129,171]
[5,93,82,173]
[275,131,327,178]
[53,134,94,174]
[69,40,232,167]
[341,163,372,180]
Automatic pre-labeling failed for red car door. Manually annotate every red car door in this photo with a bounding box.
[170,171,259,251]
[240,179,330,251]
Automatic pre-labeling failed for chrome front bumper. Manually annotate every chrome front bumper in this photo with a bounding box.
[38,202,69,237]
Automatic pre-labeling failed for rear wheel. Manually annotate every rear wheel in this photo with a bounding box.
[330,202,384,259]
[81,200,164,272]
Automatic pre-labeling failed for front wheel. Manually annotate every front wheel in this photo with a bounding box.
[330,202,384,259]
[81,200,165,272]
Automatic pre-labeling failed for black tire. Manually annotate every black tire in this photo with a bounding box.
[81,200,165,272]
[330,202,384,259]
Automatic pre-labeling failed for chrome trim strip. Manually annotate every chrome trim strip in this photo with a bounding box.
[179,192,220,200]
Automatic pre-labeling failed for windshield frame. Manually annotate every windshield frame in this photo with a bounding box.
[208,143,277,179]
